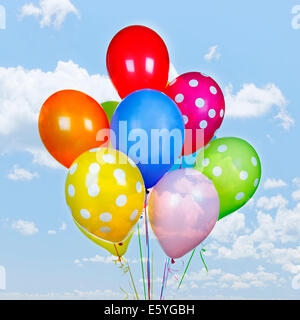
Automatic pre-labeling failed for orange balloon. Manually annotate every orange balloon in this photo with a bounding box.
[39,90,110,168]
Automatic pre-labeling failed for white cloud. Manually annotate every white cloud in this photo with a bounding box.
[225,83,294,130]
[292,189,300,201]
[74,255,115,266]
[11,220,38,235]
[183,266,281,291]
[168,63,179,82]
[210,212,247,243]
[27,148,61,169]
[74,253,147,267]
[0,289,122,300]
[220,267,279,290]
[8,165,39,181]
[206,192,300,280]
[204,45,221,61]
[48,222,67,235]
[263,178,287,190]
[256,195,288,210]
[59,222,67,231]
[218,235,258,259]
[0,60,119,167]
[292,177,300,187]
[0,60,178,169]
[20,0,79,28]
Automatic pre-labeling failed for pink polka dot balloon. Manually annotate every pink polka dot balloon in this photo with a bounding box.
[165,72,225,155]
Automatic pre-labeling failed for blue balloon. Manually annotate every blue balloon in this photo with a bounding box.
[111,89,184,189]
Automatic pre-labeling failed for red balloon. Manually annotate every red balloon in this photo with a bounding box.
[106,25,170,99]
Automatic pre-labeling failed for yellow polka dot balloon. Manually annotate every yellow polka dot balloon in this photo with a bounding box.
[65,147,145,243]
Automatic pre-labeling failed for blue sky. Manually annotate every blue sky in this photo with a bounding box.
[0,0,300,299]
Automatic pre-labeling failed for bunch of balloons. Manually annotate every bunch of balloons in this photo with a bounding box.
[38,25,261,285]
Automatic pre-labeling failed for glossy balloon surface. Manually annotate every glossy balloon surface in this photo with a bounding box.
[39,90,109,168]
[165,72,225,155]
[149,168,219,259]
[74,218,133,257]
[110,89,185,189]
[65,148,145,243]
[107,25,170,98]
[194,137,261,220]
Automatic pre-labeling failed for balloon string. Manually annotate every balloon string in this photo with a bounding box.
[177,248,196,290]
[160,258,168,300]
[120,287,129,300]
[151,252,154,300]
[163,259,171,300]
[179,152,183,169]
[137,222,147,300]
[122,257,139,300]
[144,199,151,300]
[200,249,208,273]
[113,243,122,263]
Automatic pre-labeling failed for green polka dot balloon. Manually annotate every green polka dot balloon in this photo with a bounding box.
[194,137,261,220]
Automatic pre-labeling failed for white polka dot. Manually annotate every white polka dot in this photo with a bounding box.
[254,178,259,187]
[240,171,248,180]
[202,158,210,167]
[195,98,205,108]
[235,192,245,200]
[100,227,111,233]
[88,184,100,197]
[175,94,184,103]
[218,145,227,152]
[89,163,100,175]
[183,115,188,124]
[189,79,198,87]
[69,163,77,175]
[100,212,112,222]
[220,109,224,118]
[113,169,126,185]
[68,185,75,197]
[208,109,216,118]
[213,167,222,177]
[136,182,142,193]
[169,79,177,86]
[128,158,136,168]
[251,157,258,167]
[210,86,217,94]
[103,154,115,164]
[130,209,138,221]
[116,195,127,207]
[85,172,97,188]
[80,209,90,219]
[199,120,207,129]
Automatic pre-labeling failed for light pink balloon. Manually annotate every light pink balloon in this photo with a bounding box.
[148,168,219,259]
[165,72,225,155]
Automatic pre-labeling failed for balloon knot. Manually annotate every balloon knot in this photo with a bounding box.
[118,242,123,246]
[146,189,150,194]
[171,258,175,264]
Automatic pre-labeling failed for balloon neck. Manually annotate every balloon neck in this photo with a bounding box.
[171,258,175,264]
